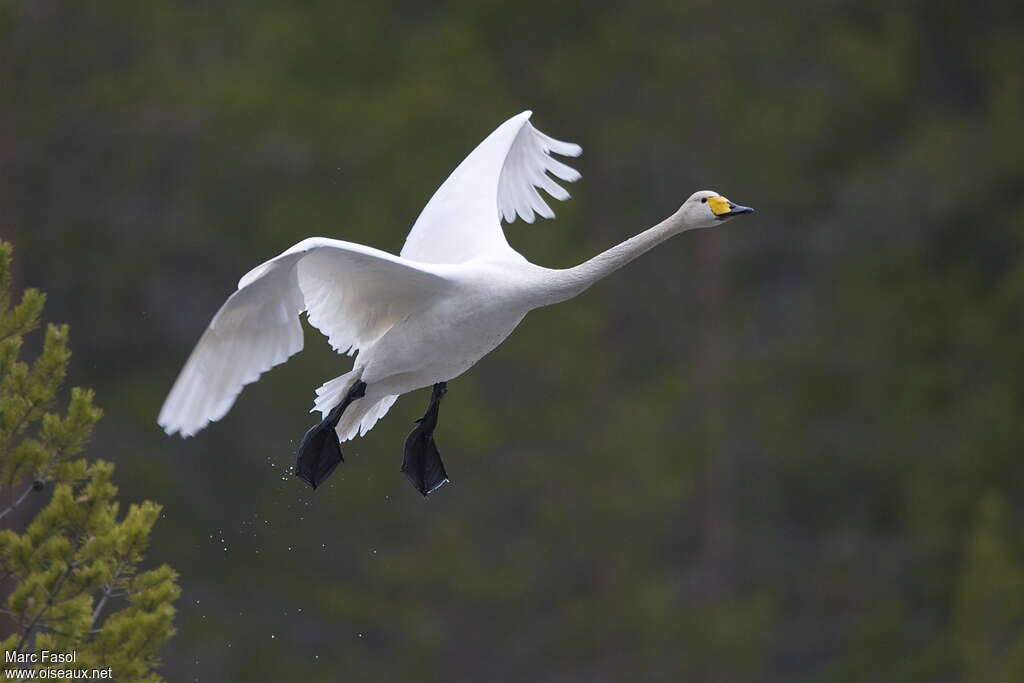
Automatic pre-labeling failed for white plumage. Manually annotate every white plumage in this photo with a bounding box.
[159,110,753,450]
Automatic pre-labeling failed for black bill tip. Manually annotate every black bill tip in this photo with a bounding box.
[716,204,755,220]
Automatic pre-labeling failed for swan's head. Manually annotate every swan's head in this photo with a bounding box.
[679,190,755,230]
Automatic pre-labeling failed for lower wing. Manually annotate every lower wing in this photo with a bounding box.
[158,238,451,437]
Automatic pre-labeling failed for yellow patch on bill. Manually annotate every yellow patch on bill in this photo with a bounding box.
[707,196,732,216]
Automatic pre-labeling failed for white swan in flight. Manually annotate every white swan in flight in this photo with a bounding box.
[158,111,754,495]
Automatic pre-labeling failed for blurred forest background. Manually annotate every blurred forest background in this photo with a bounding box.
[3,0,1024,680]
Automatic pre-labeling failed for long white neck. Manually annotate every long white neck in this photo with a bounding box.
[534,209,692,306]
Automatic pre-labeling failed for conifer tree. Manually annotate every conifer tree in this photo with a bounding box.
[0,241,180,681]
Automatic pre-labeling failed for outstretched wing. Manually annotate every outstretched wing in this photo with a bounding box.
[158,238,450,437]
[400,111,581,265]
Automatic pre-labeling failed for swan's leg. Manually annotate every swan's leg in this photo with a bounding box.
[402,382,450,496]
[295,380,367,489]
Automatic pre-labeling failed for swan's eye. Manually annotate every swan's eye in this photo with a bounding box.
[700,198,707,203]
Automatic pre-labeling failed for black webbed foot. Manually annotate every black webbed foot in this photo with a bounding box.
[402,382,450,496]
[295,419,344,489]
[295,380,366,489]
[402,424,449,496]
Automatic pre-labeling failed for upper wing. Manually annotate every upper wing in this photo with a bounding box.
[400,111,581,265]
[158,238,450,437]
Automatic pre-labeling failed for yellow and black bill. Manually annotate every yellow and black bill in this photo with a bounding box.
[707,196,755,220]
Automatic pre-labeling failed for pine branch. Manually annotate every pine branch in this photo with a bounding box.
[0,482,39,520]
[15,560,77,653]
[1,424,93,520]
[90,559,126,631]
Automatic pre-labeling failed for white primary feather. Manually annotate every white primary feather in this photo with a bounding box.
[400,111,581,265]
[497,118,581,224]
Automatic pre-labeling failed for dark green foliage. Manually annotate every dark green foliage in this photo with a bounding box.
[0,242,179,681]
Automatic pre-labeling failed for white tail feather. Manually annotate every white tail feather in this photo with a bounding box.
[313,372,398,442]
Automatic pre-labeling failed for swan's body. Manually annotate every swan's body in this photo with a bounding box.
[158,111,753,493]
